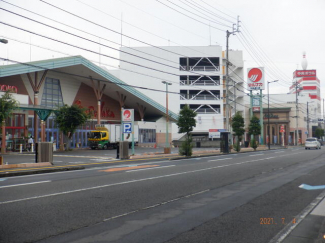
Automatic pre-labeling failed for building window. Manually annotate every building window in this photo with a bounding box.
[41,78,64,108]
[180,76,220,86]
[179,57,220,71]
[139,129,156,143]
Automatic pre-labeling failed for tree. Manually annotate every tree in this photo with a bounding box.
[55,104,90,151]
[0,90,19,154]
[248,116,261,151]
[176,105,196,156]
[315,128,324,139]
[231,112,245,152]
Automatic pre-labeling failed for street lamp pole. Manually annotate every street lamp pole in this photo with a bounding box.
[267,80,278,150]
[1,39,8,155]
[162,81,172,154]
[306,101,314,137]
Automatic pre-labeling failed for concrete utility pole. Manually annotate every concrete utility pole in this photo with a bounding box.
[307,102,310,137]
[162,81,172,154]
[225,16,240,132]
[295,81,298,145]
[295,81,302,145]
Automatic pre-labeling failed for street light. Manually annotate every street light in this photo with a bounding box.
[0,39,8,44]
[162,81,172,154]
[267,80,278,150]
[307,101,314,137]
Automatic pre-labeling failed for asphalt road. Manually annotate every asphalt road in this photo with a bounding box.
[1,147,211,165]
[0,147,325,243]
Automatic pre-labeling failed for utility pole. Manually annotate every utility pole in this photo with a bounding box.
[323,99,325,130]
[295,81,301,145]
[225,16,240,132]
[307,102,310,137]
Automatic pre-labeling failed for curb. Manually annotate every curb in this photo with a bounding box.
[0,166,85,178]
[169,148,287,161]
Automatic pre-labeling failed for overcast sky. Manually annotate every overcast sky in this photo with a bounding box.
[0,0,324,96]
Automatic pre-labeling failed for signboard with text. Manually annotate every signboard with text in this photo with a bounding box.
[247,67,265,90]
[293,70,317,78]
[122,109,134,122]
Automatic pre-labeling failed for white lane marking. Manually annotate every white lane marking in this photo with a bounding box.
[269,190,325,243]
[126,165,176,172]
[0,178,7,182]
[249,153,264,156]
[208,158,232,162]
[0,153,304,205]
[0,180,51,189]
[274,151,285,153]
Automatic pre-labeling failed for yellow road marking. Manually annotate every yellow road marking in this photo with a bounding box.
[100,165,159,172]
[0,152,220,174]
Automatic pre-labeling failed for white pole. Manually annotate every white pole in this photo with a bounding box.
[19,144,22,153]
[31,143,34,153]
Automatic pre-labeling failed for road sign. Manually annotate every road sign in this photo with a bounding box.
[123,123,132,133]
[280,125,285,133]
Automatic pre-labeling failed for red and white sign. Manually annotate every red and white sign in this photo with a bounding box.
[293,70,316,78]
[209,129,220,139]
[122,109,134,122]
[247,67,265,90]
[280,125,285,133]
[0,84,18,93]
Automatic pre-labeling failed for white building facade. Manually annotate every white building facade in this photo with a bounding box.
[118,45,244,140]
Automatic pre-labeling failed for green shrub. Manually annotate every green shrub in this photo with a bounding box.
[179,138,193,157]
[233,140,241,152]
[250,138,258,151]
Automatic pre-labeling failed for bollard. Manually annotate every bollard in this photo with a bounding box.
[116,143,120,159]
[0,156,2,165]
[31,143,34,153]
[53,143,57,152]
[20,144,23,153]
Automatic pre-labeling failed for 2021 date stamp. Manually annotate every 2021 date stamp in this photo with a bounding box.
[260,218,296,225]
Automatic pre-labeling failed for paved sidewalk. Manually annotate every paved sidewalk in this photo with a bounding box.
[270,191,325,243]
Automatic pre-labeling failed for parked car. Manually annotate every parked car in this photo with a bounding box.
[305,137,321,150]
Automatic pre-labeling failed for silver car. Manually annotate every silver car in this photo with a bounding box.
[305,137,321,150]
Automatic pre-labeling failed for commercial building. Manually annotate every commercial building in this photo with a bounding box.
[0,56,177,151]
[117,45,244,142]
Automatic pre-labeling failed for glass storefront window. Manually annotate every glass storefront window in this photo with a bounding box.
[139,129,156,143]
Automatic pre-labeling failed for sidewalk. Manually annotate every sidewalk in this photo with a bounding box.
[0,145,285,177]
[271,190,325,243]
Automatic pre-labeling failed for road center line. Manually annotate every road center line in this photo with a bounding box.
[0,151,305,204]
[249,153,264,156]
[0,180,51,189]
[126,165,175,172]
[208,158,232,162]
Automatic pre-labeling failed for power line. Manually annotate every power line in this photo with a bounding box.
[117,0,209,41]
[200,0,238,20]
[184,0,235,24]
[156,0,227,32]
[167,0,233,28]
[39,0,225,61]
[0,57,182,95]
[0,0,199,71]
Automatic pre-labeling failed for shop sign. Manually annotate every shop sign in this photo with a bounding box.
[209,129,220,138]
[247,67,265,90]
[263,113,279,119]
[0,84,18,93]
[294,70,316,77]
[122,109,134,122]
[74,100,115,118]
